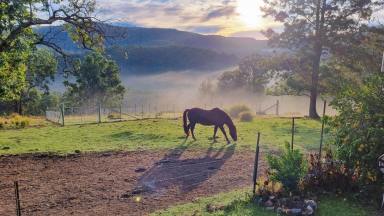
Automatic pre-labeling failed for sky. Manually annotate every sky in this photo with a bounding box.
[95,0,384,39]
[96,0,278,39]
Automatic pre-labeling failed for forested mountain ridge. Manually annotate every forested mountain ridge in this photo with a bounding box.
[36,24,267,74]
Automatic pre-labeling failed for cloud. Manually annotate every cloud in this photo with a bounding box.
[202,6,237,21]
[95,0,272,37]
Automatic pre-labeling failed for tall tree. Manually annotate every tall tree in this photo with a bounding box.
[262,0,383,118]
[17,49,58,114]
[64,52,125,105]
[0,0,103,102]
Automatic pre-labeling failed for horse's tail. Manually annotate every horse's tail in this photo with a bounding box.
[183,109,190,135]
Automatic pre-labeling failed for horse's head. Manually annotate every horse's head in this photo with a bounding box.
[227,122,237,141]
[229,125,237,141]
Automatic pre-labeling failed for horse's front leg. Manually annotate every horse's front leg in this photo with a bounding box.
[219,126,230,144]
[191,123,197,140]
[213,126,218,143]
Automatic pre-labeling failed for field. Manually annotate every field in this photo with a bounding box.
[0,117,375,215]
[0,117,324,155]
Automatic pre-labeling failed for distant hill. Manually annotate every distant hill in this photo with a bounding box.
[36,24,268,74]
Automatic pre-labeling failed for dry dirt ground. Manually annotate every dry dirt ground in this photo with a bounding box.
[0,146,267,216]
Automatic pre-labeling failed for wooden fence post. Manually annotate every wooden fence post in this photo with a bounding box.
[141,104,144,119]
[98,103,101,123]
[291,117,295,151]
[276,100,279,116]
[252,132,261,195]
[319,100,327,158]
[60,103,65,126]
[14,181,21,216]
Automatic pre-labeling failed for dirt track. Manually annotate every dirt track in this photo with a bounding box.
[0,146,266,216]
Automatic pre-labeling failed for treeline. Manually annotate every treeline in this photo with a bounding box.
[107,45,238,74]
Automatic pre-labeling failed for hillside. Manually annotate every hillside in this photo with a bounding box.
[36,24,268,74]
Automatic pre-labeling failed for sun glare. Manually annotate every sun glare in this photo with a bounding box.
[237,0,263,28]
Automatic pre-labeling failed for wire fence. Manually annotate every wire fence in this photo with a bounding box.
[46,103,182,126]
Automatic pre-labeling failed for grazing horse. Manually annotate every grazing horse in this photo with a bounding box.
[183,108,237,144]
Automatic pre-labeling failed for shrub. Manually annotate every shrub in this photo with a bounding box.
[301,151,357,193]
[228,105,251,118]
[239,111,253,122]
[331,73,384,186]
[0,114,31,129]
[266,142,306,193]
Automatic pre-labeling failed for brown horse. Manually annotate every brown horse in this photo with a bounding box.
[183,108,237,144]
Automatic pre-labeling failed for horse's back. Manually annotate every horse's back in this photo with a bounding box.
[186,107,229,125]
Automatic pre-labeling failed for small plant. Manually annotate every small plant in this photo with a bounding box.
[266,142,306,193]
[256,176,283,197]
[228,105,250,118]
[301,151,357,193]
[239,111,253,122]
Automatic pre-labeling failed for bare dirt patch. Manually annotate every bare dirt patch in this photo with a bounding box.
[0,145,266,216]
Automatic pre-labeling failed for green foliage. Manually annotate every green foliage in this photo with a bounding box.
[239,112,253,122]
[0,0,103,104]
[217,55,270,93]
[228,105,251,118]
[26,49,57,93]
[331,73,384,187]
[266,142,306,193]
[64,52,125,106]
[23,90,61,115]
[0,48,30,102]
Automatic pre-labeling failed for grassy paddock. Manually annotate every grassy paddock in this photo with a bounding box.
[0,117,325,155]
[152,189,376,216]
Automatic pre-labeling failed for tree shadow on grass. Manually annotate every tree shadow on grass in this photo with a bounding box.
[132,140,236,195]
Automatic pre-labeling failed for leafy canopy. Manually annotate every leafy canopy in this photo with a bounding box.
[64,52,125,105]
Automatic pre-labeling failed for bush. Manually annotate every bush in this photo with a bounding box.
[239,111,253,122]
[331,73,384,186]
[228,105,251,118]
[0,114,30,129]
[301,151,357,193]
[266,142,306,193]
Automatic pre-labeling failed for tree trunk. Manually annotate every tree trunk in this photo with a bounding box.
[309,0,326,119]
[309,53,320,119]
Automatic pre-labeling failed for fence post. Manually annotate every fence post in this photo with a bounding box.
[98,103,101,123]
[119,104,122,120]
[291,117,295,151]
[14,181,21,216]
[141,104,144,119]
[319,100,327,158]
[252,132,261,195]
[60,103,65,126]
[276,100,279,116]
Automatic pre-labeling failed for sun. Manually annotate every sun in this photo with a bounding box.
[236,0,263,28]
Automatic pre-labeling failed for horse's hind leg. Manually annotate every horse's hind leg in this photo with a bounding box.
[213,126,218,143]
[219,126,230,144]
[191,123,197,140]
[185,123,191,139]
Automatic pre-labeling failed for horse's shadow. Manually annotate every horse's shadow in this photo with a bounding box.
[134,141,235,195]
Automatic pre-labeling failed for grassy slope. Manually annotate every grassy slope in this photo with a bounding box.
[152,189,375,216]
[0,117,324,155]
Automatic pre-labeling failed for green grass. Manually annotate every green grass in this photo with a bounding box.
[0,117,325,155]
[152,189,375,216]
